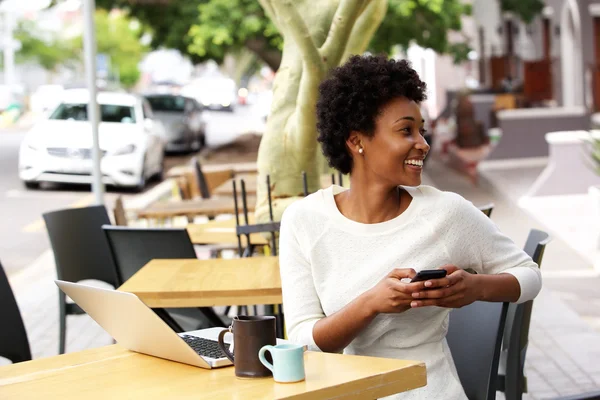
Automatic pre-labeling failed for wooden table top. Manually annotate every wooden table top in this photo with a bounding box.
[187,216,270,246]
[213,177,258,196]
[136,196,256,219]
[0,345,426,400]
[166,162,258,178]
[118,257,281,308]
[212,174,339,197]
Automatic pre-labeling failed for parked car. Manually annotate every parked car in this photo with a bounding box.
[144,93,206,153]
[19,89,166,191]
[187,77,237,112]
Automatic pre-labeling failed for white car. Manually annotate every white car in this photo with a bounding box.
[19,89,166,191]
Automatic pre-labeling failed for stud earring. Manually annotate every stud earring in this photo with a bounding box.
[358,148,364,154]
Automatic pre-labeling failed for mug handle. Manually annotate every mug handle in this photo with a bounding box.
[217,329,235,363]
[258,345,274,372]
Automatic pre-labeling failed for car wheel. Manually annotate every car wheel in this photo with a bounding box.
[191,136,201,152]
[23,181,40,190]
[154,157,165,182]
[135,159,146,193]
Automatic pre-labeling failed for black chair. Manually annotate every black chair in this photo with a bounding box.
[478,203,495,218]
[447,301,509,400]
[497,229,550,400]
[0,259,32,363]
[231,177,284,337]
[43,205,120,354]
[102,225,226,331]
[191,157,211,199]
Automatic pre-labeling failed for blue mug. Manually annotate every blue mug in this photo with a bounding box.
[258,343,305,383]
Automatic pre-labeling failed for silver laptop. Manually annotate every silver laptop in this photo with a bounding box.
[56,280,239,369]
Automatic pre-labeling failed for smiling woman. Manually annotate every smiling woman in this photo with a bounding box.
[278,55,542,400]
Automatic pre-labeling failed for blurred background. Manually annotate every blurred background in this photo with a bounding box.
[2,1,600,398]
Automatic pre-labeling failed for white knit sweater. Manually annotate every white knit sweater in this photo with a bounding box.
[279,185,542,400]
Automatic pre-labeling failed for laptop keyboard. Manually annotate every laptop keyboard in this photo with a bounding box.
[182,335,228,359]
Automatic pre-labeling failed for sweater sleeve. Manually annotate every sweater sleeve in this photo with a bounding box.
[442,193,542,303]
[279,206,324,351]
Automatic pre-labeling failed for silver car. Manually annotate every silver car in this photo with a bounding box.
[144,94,207,153]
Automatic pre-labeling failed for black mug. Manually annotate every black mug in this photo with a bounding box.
[218,315,277,378]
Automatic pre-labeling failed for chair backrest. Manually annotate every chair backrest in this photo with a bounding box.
[447,301,509,400]
[191,157,211,199]
[113,196,128,226]
[43,205,119,287]
[0,260,32,363]
[499,229,550,398]
[102,226,197,285]
[478,203,495,218]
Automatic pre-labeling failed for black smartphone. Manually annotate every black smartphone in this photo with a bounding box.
[410,269,447,283]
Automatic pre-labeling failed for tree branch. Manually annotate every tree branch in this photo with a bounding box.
[245,37,282,71]
[258,0,282,32]
[319,0,368,68]
[342,0,388,63]
[271,0,325,75]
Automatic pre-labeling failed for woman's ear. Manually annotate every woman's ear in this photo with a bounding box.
[346,131,363,156]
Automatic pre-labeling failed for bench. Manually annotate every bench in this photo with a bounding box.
[488,107,590,160]
[525,130,600,197]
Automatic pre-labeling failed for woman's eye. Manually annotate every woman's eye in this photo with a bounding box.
[420,129,428,136]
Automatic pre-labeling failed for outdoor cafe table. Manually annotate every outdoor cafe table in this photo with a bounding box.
[166,161,258,179]
[118,257,281,308]
[136,196,256,221]
[187,216,270,246]
[0,345,427,399]
[212,174,342,197]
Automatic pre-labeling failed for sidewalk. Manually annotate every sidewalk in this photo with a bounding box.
[4,158,600,399]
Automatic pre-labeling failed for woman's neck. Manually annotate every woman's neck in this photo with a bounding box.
[334,181,406,224]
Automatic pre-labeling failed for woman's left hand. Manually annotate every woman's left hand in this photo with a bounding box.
[409,265,483,309]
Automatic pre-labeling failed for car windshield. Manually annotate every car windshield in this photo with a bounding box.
[49,103,137,123]
[145,96,186,113]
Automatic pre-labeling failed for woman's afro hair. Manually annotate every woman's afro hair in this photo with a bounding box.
[316,54,427,174]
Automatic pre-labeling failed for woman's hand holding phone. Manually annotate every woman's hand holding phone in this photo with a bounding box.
[409,265,483,309]
[363,268,425,315]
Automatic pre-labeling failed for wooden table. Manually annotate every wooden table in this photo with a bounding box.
[187,216,270,246]
[0,345,426,400]
[213,177,258,196]
[213,174,338,197]
[166,162,258,179]
[136,196,256,220]
[118,257,281,308]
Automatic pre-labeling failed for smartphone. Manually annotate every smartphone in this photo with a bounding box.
[410,269,447,283]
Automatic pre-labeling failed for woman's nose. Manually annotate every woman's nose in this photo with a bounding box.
[416,135,430,152]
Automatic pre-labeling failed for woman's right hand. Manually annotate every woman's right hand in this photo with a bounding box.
[363,268,420,315]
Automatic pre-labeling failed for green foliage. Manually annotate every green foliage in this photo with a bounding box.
[93,0,544,69]
[72,10,148,88]
[585,134,600,176]
[96,0,207,64]
[96,0,473,68]
[15,21,78,71]
[500,0,545,24]
[188,0,281,63]
[369,0,472,64]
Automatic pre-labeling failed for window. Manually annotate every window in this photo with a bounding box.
[49,103,136,123]
[145,95,186,113]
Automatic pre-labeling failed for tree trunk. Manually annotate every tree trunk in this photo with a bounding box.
[255,0,388,222]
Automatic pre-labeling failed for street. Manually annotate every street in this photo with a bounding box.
[0,104,265,276]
